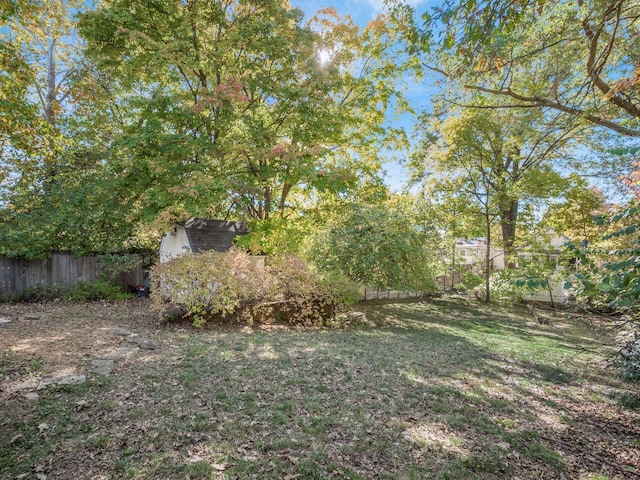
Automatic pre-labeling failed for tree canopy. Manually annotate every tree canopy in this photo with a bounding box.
[406,0,640,137]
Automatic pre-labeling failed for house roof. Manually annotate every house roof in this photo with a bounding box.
[179,218,249,253]
[455,238,488,247]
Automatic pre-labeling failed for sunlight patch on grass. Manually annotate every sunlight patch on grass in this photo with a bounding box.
[403,423,466,452]
[257,345,279,359]
[402,370,430,385]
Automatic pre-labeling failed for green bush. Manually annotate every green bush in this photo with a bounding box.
[20,281,131,302]
[462,271,484,289]
[64,281,132,302]
[150,249,360,327]
[453,283,467,293]
[473,270,527,304]
[265,256,362,326]
[22,284,66,302]
[305,204,440,293]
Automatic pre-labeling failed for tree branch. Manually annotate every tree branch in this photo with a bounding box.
[463,84,640,137]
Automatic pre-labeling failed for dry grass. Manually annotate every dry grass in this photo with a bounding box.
[1,297,639,479]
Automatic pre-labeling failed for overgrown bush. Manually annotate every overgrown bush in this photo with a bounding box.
[564,204,640,312]
[150,249,361,327]
[150,248,266,326]
[265,256,362,325]
[22,284,66,302]
[305,203,440,293]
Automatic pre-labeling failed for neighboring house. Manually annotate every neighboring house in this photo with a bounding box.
[453,230,572,304]
[159,218,249,262]
[454,238,505,271]
[455,229,571,272]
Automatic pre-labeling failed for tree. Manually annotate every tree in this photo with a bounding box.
[542,174,606,242]
[404,0,640,137]
[305,200,439,293]
[0,0,146,258]
[412,190,484,291]
[2,0,85,186]
[409,106,571,275]
[78,1,408,227]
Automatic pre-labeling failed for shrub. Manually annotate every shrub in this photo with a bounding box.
[305,204,440,293]
[462,271,484,289]
[22,284,66,302]
[473,269,527,304]
[265,256,362,325]
[453,283,467,293]
[64,281,132,302]
[150,249,360,327]
[20,281,131,302]
[150,248,265,326]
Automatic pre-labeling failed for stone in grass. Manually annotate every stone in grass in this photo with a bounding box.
[23,314,41,320]
[108,327,132,336]
[25,392,40,401]
[127,337,156,350]
[37,374,87,390]
[56,374,86,385]
[137,339,156,350]
[89,359,115,376]
[0,317,12,324]
[13,378,40,391]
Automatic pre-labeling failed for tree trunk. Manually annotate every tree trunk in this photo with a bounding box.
[500,199,519,269]
[451,241,456,290]
[45,37,57,127]
[484,207,491,303]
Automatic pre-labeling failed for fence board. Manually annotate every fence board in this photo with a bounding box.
[0,253,143,300]
[360,290,423,302]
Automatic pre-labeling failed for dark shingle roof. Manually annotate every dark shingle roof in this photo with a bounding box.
[180,218,249,253]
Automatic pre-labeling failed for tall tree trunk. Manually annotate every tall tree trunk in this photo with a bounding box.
[45,37,57,127]
[451,241,456,290]
[42,36,58,195]
[500,199,519,269]
[484,205,491,303]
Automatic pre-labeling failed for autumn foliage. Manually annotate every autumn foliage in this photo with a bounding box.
[150,248,361,327]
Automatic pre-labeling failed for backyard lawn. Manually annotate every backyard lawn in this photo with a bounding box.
[1,297,639,479]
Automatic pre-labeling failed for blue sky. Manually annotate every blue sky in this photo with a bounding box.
[290,0,436,192]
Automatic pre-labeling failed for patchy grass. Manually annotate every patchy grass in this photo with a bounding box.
[1,297,639,479]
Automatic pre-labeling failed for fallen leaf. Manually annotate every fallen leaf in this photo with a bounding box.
[38,423,48,433]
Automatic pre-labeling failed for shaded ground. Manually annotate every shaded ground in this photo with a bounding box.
[1,297,639,479]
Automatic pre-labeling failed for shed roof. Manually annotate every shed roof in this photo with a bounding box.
[179,218,249,253]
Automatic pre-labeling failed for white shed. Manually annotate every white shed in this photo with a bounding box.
[159,218,249,263]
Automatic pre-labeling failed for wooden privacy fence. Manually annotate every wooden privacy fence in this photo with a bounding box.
[0,253,144,299]
[362,290,424,301]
